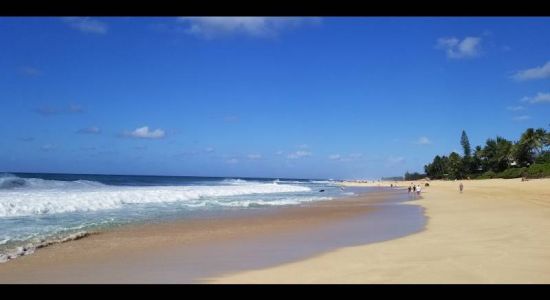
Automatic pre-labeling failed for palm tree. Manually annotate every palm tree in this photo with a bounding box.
[481,137,513,172]
[514,128,548,166]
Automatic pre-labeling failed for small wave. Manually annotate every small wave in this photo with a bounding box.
[0,173,105,190]
[221,178,254,185]
[0,174,27,189]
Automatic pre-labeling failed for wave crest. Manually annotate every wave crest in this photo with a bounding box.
[0,177,312,217]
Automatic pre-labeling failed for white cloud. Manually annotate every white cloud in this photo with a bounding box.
[436,36,482,59]
[416,136,432,145]
[226,158,239,164]
[521,92,550,104]
[506,105,525,111]
[126,126,165,139]
[177,17,320,39]
[204,147,215,153]
[513,115,531,121]
[63,17,108,35]
[77,126,101,134]
[297,144,309,149]
[512,61,550,81]
[328,154,341,160]
[287,150,311,159]
[247,154,262,160]
[275,150,283,155]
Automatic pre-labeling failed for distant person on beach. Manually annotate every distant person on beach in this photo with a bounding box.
[417,185,422,196]
[459,182,464,193]
[412,185,416,193]
[408,186,412,193]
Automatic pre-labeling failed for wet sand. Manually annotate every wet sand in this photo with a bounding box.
[213,178,550,283]
[0,188,424,283]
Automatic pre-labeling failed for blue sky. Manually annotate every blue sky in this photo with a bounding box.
[1,17,549,179]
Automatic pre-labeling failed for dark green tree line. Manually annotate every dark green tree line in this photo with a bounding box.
[421,128,550,180]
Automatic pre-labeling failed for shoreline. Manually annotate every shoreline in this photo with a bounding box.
[0,188,424,283]
[212,178,550,283]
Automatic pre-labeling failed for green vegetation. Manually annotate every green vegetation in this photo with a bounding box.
[381,176,405,181]
[404,172,427,181]
[418,127,550,180]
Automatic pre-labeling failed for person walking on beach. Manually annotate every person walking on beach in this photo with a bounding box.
[459,182,464,193]
[408,186,412,193]
[417,185,422,196]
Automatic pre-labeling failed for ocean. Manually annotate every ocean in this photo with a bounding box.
[0,172,349,262]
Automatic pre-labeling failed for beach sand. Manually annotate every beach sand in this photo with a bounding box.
[2,178,549,283]
[0,189,421,283]
[212,178,550,283]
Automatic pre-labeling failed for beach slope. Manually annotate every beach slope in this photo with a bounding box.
[212,178,550,283]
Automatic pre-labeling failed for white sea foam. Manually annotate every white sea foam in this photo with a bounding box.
[309,180,336,184]
[0,231,90,263]
[0,177,312,217]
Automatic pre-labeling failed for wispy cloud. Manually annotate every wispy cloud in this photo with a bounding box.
[328,154,341,160]
[287,150,311,159]
[513,115,531,122]
[329,153,363,162]
[63,17,108,35]
[436,36,482,59]
[506,105,525,111]
[349,153,363,159]
[387,156,405,165]
[18,66,42,77]
[41,144,56,151]
[226,158,239,164]
[275,150,284,155]
[177,17,320,39]
[247,154,262,160]
[204,147,215,153]
[68,104,85,113]
[512,61,550,81]
[32,104,85,116]
[124,126,166,139]
[415,136,432,145]
[521,92,550,104]
[77,126,101,134]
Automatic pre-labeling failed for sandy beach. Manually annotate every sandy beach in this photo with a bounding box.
[212,178,550,283]
[0,188,423,283]
[2,178,549,283]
